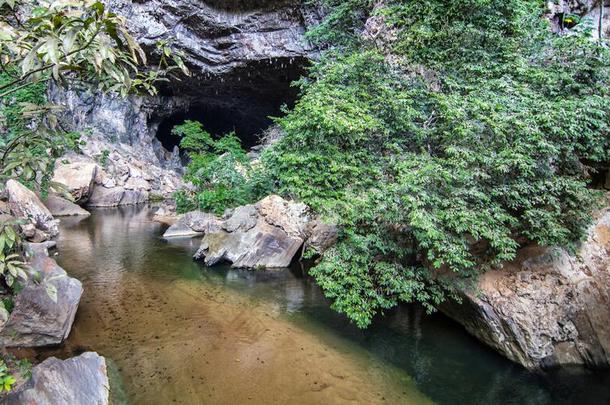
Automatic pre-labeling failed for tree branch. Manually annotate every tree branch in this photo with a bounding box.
[0,25,102,96]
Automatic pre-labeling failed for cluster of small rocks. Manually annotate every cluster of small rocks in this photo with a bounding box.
[54,135,183,208]
[162,195,338,269]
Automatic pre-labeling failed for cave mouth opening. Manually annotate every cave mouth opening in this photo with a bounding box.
[154,57,307,156]
[156,102,277,152]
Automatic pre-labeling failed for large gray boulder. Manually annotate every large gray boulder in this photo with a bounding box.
[194,195,312,268]
[6,180,59,237]
[0,244,83,347]
[3,352,110,405]
[52,160,99,204]
[43,194,91,217]
[442,205,610,369]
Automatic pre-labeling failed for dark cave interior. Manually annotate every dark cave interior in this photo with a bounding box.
[154,57,307,153]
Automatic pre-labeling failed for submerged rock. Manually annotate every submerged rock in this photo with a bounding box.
[163,211,222,238]
[3,352,110,405]
[6,180,59,238]
[442,206,610,369]
[0,243,83,347]
[43,194,91,217]
[194,195,312,268]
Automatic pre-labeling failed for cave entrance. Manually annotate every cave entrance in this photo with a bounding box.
[154,57,307,156]
[156,102,276,152]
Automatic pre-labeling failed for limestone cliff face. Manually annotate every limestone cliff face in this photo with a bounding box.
[442,202,610,369]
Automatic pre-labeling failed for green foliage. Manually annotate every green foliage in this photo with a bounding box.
[0,0,189,192]
[16,359,31,380]
[0,70,83,192]
[172,121,272,214]
[0,219,29,323]
[0,359,16,393]
[99,149,110,167]
[0,0,188,98]
[263,0,610,327]
[0,220,28,303]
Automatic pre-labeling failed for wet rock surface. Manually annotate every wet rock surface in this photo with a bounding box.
[0,243,83,347]
[2,352,110,405]
[442,204,610,369]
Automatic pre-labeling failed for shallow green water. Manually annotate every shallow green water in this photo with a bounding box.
[40,206,610,404]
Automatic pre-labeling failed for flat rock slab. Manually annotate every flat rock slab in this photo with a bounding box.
[163,211,222,238]
[0,248,83,347]
[44,194,91,217]
[3,352,110,405]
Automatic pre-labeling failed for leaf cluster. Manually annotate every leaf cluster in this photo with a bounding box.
[172,120,272,214]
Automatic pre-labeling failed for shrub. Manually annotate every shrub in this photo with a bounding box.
[262,0,610,327]
[172,121,273,214]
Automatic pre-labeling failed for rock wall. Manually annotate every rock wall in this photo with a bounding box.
[106,0,319,75]
[442,203,610,369]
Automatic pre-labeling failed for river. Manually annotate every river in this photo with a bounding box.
[24,206,610,404]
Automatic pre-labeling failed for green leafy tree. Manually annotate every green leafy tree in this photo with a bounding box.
[0,359,16,393]
[172,120,272,214]
[263,0,610,327]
